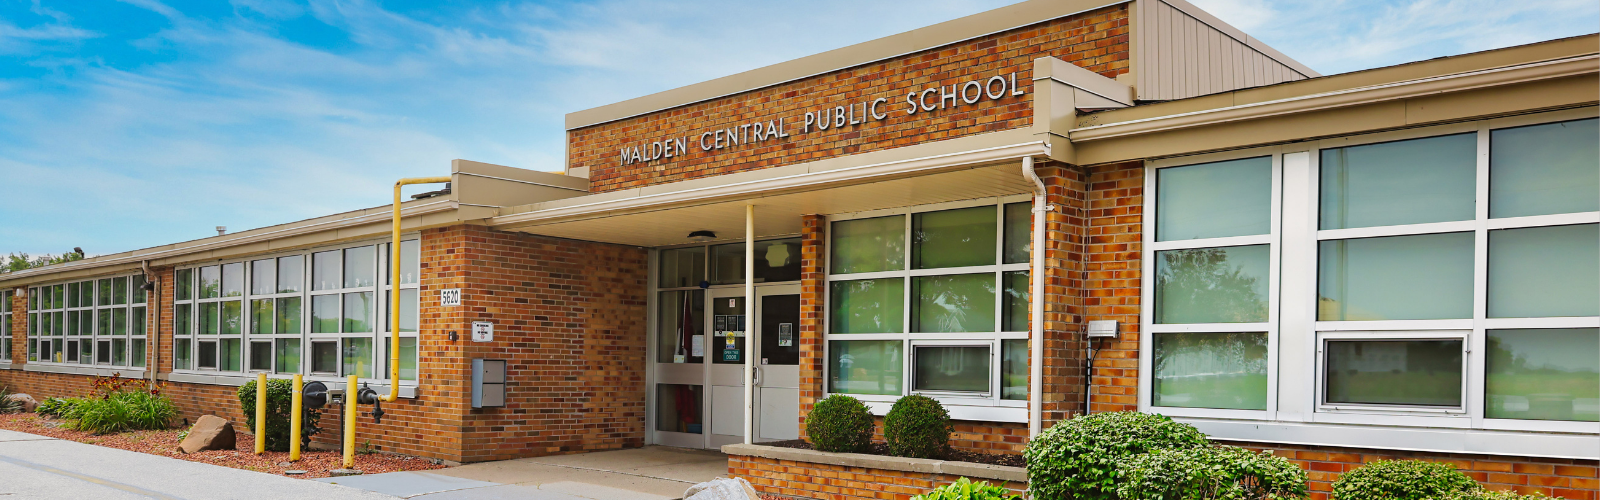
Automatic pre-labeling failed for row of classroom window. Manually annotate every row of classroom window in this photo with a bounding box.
[10,241,421,380]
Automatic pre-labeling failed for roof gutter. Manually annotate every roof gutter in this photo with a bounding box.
[1071,54,1598,143]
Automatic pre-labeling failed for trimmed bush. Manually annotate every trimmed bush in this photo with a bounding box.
[238,379,322,452]
[912,477,1022,500]
[1116,445,1309,500]
[1433,491,1549,500]
[70,391,177,434]
[1023,411,1210,500]
[884,395,951,458]
[805,394,875,453]
[1332,460,1480,500]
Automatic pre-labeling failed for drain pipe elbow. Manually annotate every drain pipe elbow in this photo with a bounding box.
[1022,157,1048,438]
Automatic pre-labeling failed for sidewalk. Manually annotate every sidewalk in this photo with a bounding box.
[318,446,729,499]
[0,428,395,499]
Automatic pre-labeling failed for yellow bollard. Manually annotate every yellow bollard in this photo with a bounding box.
[343,375,357,469]
[290,374,303,462]
[255,373,267,455]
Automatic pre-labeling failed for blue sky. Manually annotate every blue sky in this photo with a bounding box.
[2,0,1595,257]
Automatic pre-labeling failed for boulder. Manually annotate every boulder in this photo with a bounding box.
[178,415,236,453]
[4,394,37,413]
[684,477,759,500]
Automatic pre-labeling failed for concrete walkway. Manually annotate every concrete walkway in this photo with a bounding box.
[0,429,396,500]
[318,446,729,500]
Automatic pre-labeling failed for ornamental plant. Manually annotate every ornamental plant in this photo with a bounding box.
[1116,445,1309,500]
[1023,411,1210,500]
[70,390,177,434]
[883,395,951,459]
[238,378,322,452]
[912,477,1022,500]
[1431,491,1550,500]
[1331,460,1480,500]
[805,394,875,453]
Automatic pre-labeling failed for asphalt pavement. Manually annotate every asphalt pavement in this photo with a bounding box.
[0,429,396,500]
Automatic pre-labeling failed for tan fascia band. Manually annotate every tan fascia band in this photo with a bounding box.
[1072,54,1600,143]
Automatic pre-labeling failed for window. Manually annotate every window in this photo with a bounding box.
[25,275,147,368]
[1,290,13,363]
[172,238,420,382]
[1142,112,1600,433]
[1147,156,1277,413]
[825,198,1033,412]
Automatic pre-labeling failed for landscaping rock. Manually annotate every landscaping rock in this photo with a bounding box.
[179,415,236,453]
[4,394,37,413]
[328,469,362,477]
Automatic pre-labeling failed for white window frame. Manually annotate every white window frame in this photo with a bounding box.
[823,195,1034,421]
[1,290,13,365]
[171,236,421,389]
[1140,107,1600,454]
[24,274,148,371]
[1314,330,1472,419]
[1139,146,1283,421]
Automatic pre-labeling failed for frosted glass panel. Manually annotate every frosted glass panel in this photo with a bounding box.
[1318,233,1474,321]
[1488,224,1600,318]
[1320,134,1476,229]
[1001,339,1027,400]
[1325,340,1462,407]
[914,346,990,393]
[831,216,904,274]
[1491,119,1600,218]
[912,274,995,333]
[1156,157,1271,241]
[830,279,903,334]
[1003,202,1032,264]
[1154,245,1270,324]
[1486,328,1599,422]
[828,340,902,395]
[912,206,996,269]
[1153,332,1268,410]
[657,289,704,363]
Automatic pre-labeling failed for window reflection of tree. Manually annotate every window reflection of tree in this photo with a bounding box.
[1157,248,1267,323]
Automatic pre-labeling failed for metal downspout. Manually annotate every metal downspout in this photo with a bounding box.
[141,260,157,386]
[1022,157,1048,438]
[387,176,451,402]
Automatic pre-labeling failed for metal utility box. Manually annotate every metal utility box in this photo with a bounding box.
[471,359,506,408]
[1087,320,1120,338]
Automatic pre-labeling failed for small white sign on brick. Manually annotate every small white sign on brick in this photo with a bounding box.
[440,288,462,307]
[472,321,494,342]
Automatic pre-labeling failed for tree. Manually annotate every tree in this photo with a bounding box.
[3,251,85,274]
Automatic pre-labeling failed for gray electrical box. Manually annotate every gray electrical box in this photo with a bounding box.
[1087,320,1120,338]
[472,359,506,408]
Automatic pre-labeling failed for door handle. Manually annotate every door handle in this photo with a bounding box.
[752,366,762,386]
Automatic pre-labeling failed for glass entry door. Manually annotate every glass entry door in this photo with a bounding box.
[654,284,801,448]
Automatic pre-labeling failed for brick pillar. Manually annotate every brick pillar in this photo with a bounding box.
[797,214,826,439]
[1037,163,1090,426]
[1083,161,1145,413]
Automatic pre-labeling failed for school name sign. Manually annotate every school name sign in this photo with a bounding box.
[618,72,1027,167]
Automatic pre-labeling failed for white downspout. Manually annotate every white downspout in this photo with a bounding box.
[743,204,756,445]
[140,260,157,386]
[1022,156,1049,438]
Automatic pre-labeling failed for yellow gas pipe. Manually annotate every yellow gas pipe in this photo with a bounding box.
[290,374,303,462]
[387,176,449,402]
[255,373,267,455]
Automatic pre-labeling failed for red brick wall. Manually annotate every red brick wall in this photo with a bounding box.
[1082,161,1143,413]
[0,223,651,464]
[570,5,1131,194]
[798,215,826,439]
[730,454,1025,500]
[1234,441,1600,500]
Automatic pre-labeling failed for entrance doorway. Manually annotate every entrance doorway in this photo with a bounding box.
[654,284,800,448]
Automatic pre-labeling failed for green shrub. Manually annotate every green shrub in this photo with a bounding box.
[238,379,322,452]
[1332,460,1480,500]
[36,397,84,418]
[1116,445,1308,500]
[912,477,1022,500]
[70,391,177,434]
[1023,411,1210,500]
[884,395,951,459]
[1432,490,1548,500]
[0,386,22,414]
[805,394,876,453]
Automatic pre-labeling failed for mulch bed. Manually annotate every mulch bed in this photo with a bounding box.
[763,439,1026,468]
[0,413,448,479]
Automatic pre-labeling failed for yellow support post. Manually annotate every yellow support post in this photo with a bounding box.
[387,176,450,403]
[344,375,357,469]
[255,372,267,455]
[290,374,303,462]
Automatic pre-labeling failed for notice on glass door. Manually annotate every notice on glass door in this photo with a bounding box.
[691,335,704,357]
[778,323,793,347]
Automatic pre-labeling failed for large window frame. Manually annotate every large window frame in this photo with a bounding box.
[1139,107,1600,444]
[1,290,13,364]
[171,236,420,387]
[824,195,1033,421]
[24,274,148,370]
